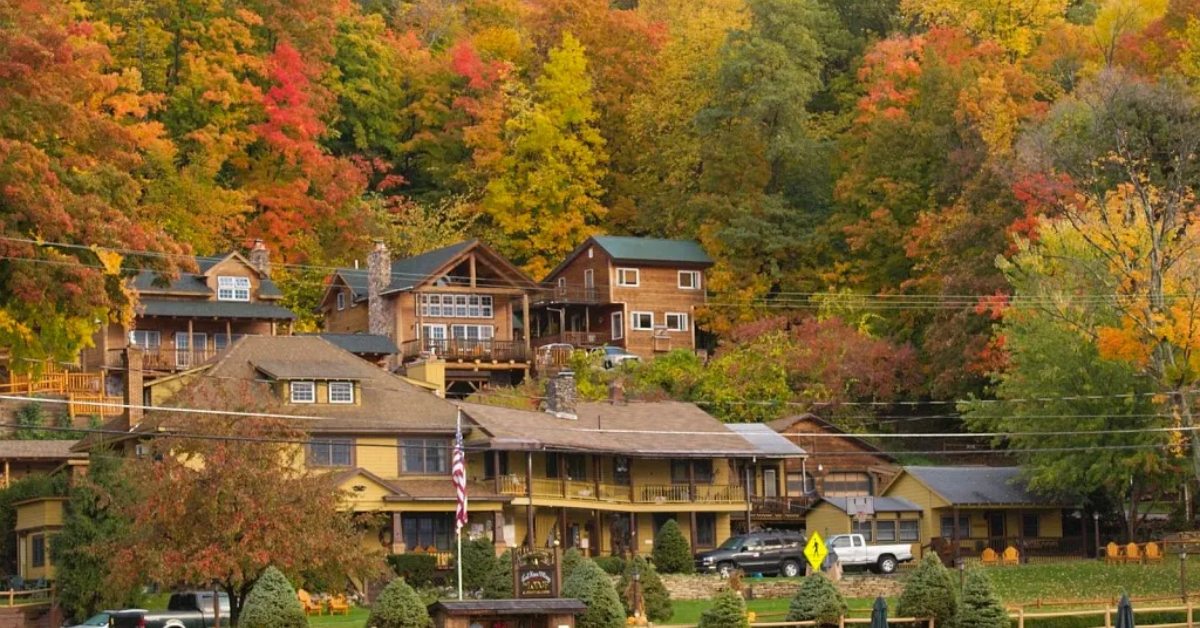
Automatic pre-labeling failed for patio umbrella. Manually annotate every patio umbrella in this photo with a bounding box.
[870,596,889,628]
[1115,593,1135,628]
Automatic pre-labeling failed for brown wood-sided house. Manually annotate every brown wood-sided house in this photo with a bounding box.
[79,240,295,381]
[317,241,540,396]
[768,414,900,512]
[530,236,713,359]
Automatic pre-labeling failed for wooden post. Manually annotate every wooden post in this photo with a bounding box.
[558,454,567,498]
[558,508,567,549]
[186,319,194,367]
[630,512,638,556]
[469,254,476,288]
[952,506,961,564]
[839,614,845,628]
[225,320,232,352]
[526,452,535,549]
[1017,608,1025,628]
[1187,600,1194,628]
[4,461,9,489]
[744,463,753,532]
[522,293,531,359]
[593,509,602,557]
[689,512,699,554]
[493,450,503,495]
[1104,608,1111,628]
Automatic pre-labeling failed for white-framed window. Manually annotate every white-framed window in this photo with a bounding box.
[679,270,701,290]
[557,277,566,288]
[584,269,594,290]
[308,438,353,467]
[329,381,354,404]
[450,325,494,340]
[611,312,624,340]
[665,312,688,332]
[631,311,654,331]
[217,276,251,301]
[616,268,639,287]
[336,292,345,310]
[419,294,493,318]
[128,330,161,348]
[214,334,244,352]
[290,380,315,403]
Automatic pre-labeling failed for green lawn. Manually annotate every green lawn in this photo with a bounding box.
[985,558,1198,604]
[309,608,369,627]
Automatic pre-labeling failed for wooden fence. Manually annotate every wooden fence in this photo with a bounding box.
[66,393,123,419]
[0,587,51,607]
[0,366,103,396]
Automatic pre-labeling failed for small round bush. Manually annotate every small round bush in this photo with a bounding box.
[239,566,306,628]
[618,555,672,623]
[896,554,958,625]
[698,590,749,628]
[957,569,1007,628]
[368,578,431,628]
[652,520,694,574]
[786,573,847,625]
[561,557,624,628]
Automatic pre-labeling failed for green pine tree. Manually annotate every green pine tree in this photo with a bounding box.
[698,590,750,628]
[957,569,1008,628]
[561,557,624,628]
[239,566,306,628]
[786,573,847,625]
[896,554,959,625]
[652,519,694,574]
[368,578,431,628]
[617,555,673,623]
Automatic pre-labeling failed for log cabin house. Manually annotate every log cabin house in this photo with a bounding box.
[318,241,539,397]
[530,236,713,361]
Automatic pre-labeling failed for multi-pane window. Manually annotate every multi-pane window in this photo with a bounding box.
[823,472,872,497]
[679,270,701,290]
[665,313,688,331]
[128,330,161,348]
[402,439,448,474]
[899,520,921,542]
[631,312,654,330]
[616,268,639,286]
[939,515,970,539]
[851,519,873,542]
[419,294,493,318]
[876,520,897,542]
[214,334,244,352]
[1022,513,1040,538]
[670,459,713,483]
[696,513,716,548]
[403,514,454,551]
[450,325,494,341]
[329,381,354,404]
[217,276,251,301]
[290,381,315,403]
[31,535,45,567]
[545,453,588,480]
[308,438,353,467]
[611,312,624,340]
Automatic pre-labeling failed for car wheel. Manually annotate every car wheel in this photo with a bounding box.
[780,559,801,578]
[717,561,736,578]
[877,555,898,574]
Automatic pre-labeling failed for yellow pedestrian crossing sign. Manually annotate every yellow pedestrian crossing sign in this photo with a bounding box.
[804,532,828,572]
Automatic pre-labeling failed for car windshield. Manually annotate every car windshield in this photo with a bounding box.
[81,614,111,626]
[717,535,746,550]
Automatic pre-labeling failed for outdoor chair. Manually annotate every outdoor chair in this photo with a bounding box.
[8,576,23,591]
[980,548,999,566]
[31,578,45,590]
[1124,542,1142,564]
[297,589,324,616]
[1105,542,1122,565]
[328,594,350,615]
[1002,546,1020,566]
[1144,542,1164,564]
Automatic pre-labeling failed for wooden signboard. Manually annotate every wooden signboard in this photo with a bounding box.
[512,547,561,598]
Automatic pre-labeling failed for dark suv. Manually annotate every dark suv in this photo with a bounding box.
[695,530,807,577]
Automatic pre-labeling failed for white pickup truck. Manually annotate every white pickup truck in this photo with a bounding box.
[827,534,914,574]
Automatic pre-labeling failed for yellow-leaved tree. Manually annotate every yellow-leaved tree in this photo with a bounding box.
[901,0,1068,56]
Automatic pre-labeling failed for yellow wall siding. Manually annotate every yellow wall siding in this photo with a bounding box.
[15,500,65,532]
[804,503,851,539]
[356,438,399,477]
[881,473,947,542]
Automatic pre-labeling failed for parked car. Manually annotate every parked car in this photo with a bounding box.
[695,530,807,577]
[63,612,114,628]
[104,591,231,628]
[593,345,640,369]
[827,533,914,574]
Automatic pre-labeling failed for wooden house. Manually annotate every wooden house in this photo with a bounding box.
[318,241,539,396]
[530,236,713,360]
[803,496,924,555]
[768,414,899,506]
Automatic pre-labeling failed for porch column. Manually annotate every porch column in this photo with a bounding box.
[391,513,404,554]
[187,319,194,365]
[225,320,232,350]
[521,294,531,357]
[630,512,639,556]
[592,509,602,557]
[558,508,567,549]
[689,512,698,554]
[687,460,696,501]
[952,506,961,564]
[493,450,503,495]
[744,463,752,532]
[593,456,601,502]
[1016,509,1025,564]
[492,511,506,552]
[558,454,567,498]
[526,451,535,548]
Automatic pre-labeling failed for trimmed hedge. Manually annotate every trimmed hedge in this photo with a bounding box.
[239,566,306,628]
[786,573,846,625]
[652,520,694,574]
[368,578,431,628]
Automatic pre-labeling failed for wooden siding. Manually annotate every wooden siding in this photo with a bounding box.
[611,265,705,357]
[775,416,898,497]
[15,499,65,532]
[323,283,369,333]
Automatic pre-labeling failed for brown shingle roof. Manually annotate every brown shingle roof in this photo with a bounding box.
[459,401,760,457]
[252,359,368,380]
[0,440,85,460]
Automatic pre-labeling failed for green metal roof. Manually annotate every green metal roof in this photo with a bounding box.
[312,333,398,356]
[591,236,713,266]
[383,240,475,293]
[139,299,297,320]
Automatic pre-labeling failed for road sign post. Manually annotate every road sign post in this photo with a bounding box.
[805,532,829,573]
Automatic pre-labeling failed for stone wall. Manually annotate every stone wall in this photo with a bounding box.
[660,573,903,601]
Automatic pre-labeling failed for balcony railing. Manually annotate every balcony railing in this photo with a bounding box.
[750,495,815,516]
[532,331,611,349]
[400,339,528,363]
[534,286,605,304]
[141,347,220,371]
[496,476,746,505]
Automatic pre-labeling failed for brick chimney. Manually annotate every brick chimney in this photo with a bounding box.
[248,239,271,278]
[545,371,578,420]
[367,240,392,337]
[122,347,144,430]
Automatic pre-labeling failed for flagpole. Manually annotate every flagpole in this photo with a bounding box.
[456,408,464,601]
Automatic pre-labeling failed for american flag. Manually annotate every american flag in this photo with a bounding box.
[452,422,468,533]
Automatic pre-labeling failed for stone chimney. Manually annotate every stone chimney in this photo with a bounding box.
[545,371,578,420]
[122,347,144,430]
[367,240,392,337]
[248,239,271,278]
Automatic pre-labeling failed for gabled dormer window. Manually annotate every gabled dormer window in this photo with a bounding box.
[329,381,354,404]
[217,276,251,301]
[290,381,315,403]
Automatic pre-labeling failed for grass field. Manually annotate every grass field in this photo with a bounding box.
[309,608,369,626]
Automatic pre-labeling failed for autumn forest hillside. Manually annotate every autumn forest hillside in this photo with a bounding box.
[4,0,1200,502]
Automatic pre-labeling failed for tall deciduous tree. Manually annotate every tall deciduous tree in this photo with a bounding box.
[481,32,607,278]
